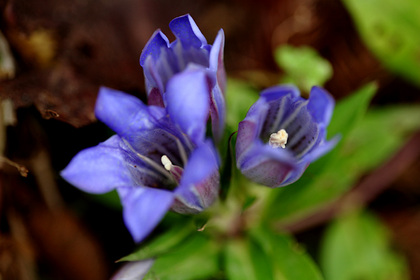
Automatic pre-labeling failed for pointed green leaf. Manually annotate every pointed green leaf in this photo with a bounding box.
[224,237,273,280]
[327,82,377,138]
[144,232,219,280]
[250,228,324,280]
[120,218,194,261]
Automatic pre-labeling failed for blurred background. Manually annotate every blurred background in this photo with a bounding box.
[1,0,420,279]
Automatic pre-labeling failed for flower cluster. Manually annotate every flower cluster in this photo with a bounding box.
[62,14,337,243]
[62,15,224,242]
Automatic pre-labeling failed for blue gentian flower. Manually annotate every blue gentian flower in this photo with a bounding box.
[140,14,226,140]
[61,70,220,242]
[236,85,339,188]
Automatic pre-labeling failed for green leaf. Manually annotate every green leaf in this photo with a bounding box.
[342,0,420,87]
[223,227,323,280]
[225,78,259,130]
[340,105,420,171]
[274,45,333,94]
[327,82,377,138]
[321,211,409,280]
[250,228,324,280]
[120,218,194,261]
[224,237,273,280]
[144,232,220,280]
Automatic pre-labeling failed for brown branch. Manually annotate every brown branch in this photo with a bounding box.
[280,129,420,233]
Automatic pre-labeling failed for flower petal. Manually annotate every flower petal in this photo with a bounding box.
[307,86,335,125]
[148,87,165,107]
[95,87,176,151]
[169,14,207,49]
[95,87,159,137]
[237,140,296,187]
[260,84,300,102]
[139,30,170,67]
[165,69,210,144]
[174,141,219,213]
[259,85,304,140]
[302,134,341,163]
[140,31,175,97]
[209,82,226,141]
[61,135,133,194]
[277,136,340,186]
[236,99,269,158]
[118,138,175,188]
[279,161,309,186]
[209,29,226,92]
[118,186,174,242]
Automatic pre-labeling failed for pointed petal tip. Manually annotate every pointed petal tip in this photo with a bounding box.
[308,86,335,125]
[139,30,170,66]
[119,187,174,243]
[209,28,226,75]
[61,136,131,194]
[95,87,146,135]
[165,69,210,143]
[169,14,207,47]
[212,29,225,52]
[260,84,301,102]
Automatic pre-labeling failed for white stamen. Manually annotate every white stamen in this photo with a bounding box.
[161,155,173,171]
[269,129,288,149]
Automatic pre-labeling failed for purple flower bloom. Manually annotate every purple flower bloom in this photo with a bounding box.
[140,14,226,140]
[61,70,220,242]
[236,85,338,188]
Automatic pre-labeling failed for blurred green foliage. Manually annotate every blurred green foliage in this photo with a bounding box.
[275,45,333,94]
[248,228,324,280]
[321,211,409,280]
[343,0,420,87]
[225,78,259,131]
